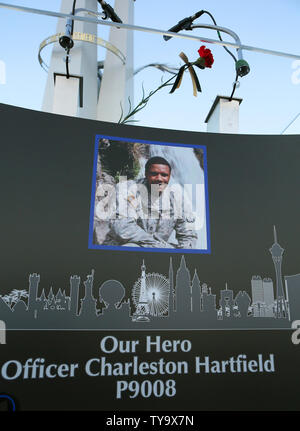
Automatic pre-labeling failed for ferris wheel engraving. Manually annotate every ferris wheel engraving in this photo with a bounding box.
[132,261,170,322]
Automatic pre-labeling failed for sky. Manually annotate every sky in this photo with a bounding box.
[0,0,300,134]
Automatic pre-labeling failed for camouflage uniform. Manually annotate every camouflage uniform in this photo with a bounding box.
[100,178,197,249]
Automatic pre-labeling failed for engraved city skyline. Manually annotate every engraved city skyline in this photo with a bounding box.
[1,226,300,330]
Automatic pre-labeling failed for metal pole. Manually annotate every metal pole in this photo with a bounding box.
[97,0,134,122]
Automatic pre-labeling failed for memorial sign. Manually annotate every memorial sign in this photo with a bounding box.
[0,103,299,411]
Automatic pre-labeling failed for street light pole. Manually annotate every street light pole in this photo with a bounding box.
[97,0,134,122]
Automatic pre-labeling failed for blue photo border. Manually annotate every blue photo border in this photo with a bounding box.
[88,134,211,254]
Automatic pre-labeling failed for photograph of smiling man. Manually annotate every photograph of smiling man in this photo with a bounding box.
[90,136,210,253]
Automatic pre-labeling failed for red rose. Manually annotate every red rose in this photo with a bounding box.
[197,45,214,68]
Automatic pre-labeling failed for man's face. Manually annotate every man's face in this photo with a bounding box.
[146,163,171,193]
